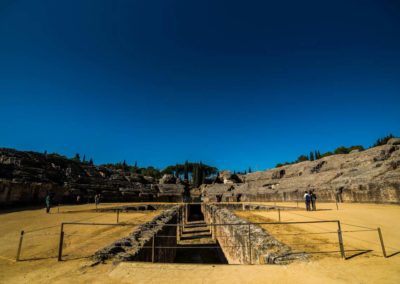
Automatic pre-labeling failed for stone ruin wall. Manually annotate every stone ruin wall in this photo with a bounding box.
[94,206,179,263]
[0,148,186,207]
[202,140,400,204]
[1,139,400,206]
[0,179,185,207]
[202,204,306,264]
[0,180,67,206]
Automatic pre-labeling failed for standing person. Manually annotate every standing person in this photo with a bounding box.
[94,194,100,208]
[76,195,81,204]
[304,191,311,211]
[45,194,51,214]
[311,190,317,211]
[336,188,343,203]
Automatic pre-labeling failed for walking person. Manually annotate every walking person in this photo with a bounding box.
[311,190,317,211]
[45,194,51,214]
[304,191,311,211]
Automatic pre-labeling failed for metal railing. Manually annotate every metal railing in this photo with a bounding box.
[47,220,389,263]
[13,205,391,263]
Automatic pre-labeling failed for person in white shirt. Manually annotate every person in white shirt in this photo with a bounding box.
[304,191,311,211]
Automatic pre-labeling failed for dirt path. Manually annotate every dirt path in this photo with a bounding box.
[0,203,160,283]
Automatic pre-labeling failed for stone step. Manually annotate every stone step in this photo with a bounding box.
[182,226,210,233]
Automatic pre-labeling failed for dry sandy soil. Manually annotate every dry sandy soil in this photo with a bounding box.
[0,202,399,283]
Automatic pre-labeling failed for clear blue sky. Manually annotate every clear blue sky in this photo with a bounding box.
[1,0,399,171]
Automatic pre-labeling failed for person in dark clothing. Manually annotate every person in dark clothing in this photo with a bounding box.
[304,191,311,211]
[311,190,317,211]
[45,194,51,213]
[336,188,343,203]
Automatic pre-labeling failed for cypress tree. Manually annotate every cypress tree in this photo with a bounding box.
[192,165,195,185]
[310,152,314,161]
[73,153,80,162]
[198,162,203,186]
[175,164,179,178]
[184,160,189,181]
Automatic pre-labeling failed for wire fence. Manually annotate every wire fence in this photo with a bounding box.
[12,206,391,263]
[13,210,157,261]
[52,220,386,263]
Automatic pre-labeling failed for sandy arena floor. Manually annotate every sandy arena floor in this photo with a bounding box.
[0,202,399,283]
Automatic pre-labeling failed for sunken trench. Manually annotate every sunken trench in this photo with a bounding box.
[93,204,306,265]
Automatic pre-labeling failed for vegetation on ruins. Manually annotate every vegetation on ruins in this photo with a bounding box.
[163,162,218,184]
[97,160,217,182]
[276,134,395,168]
[372,133,395,147]
[73,153,80,162]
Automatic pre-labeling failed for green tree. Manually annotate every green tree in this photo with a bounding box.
[297,155,309,162]
[334,146,350,155]
[199,162,204,185]
[321,151,333,158]
[310,151,314,161]
[349,145,364,152]
[122,160,128,171]
[192,164,198,187]
[372,134,394,147]
[73,153,80,162]
[184,160,189,181]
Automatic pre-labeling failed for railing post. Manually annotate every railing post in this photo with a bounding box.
[377,227,387,258]
[177,209,180,242]
[337,221,345,259]
[212,211,216,241]
[58,223,65,261]
[116,209,119,224]
[151,236,155,263]
[185,204,188,223]
[278,208,281,222]
[16,230,24,261]
[181,206,183,235]
[248,224,252,264]
[182,206,185,230]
